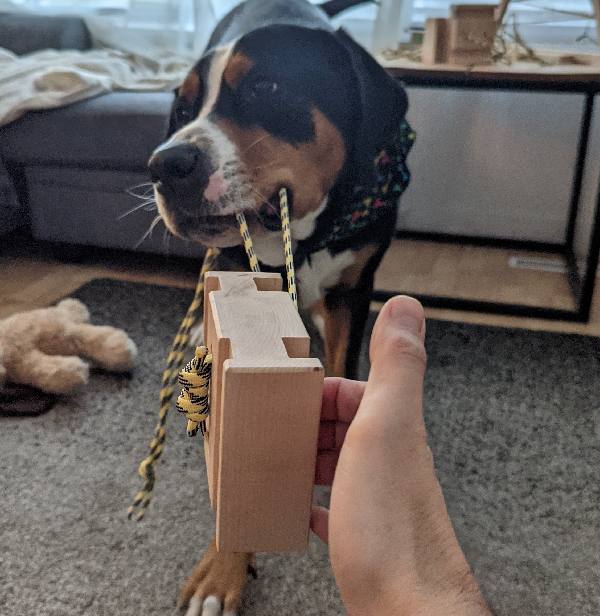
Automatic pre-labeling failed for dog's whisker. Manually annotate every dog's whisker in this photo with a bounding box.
[126,181,153,191]
[135,215,163,248]
[117,200,157,220]
[249,187,281,219]
[249,186,270,203]
[127,191,155,202]
[242,134,269,155]
[162,227,172,253]
[125,182,154,198]
[248,160,278,172]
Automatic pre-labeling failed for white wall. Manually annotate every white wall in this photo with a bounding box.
[398,87,598,261]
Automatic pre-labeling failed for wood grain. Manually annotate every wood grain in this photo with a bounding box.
[380,55,600,83]
[203,272,323,552]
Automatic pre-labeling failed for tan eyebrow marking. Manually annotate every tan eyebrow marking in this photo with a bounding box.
[180,70,202,104]
[223,52,254,88]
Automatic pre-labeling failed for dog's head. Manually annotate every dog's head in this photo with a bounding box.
[149,25,407,247]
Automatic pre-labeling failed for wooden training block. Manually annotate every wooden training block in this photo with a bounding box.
[448,5,496,66]
[202,271,323,553]
[422,18,449,65]
[423,5,496,67]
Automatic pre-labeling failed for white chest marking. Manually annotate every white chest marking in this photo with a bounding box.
[297,249,355,309]
[291,197,328,240]
[253,231,287,267]
[252,241,355,309]
[253,198,354,309]
[253,197,329,267]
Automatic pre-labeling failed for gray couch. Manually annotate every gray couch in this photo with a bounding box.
[0,13,202,258]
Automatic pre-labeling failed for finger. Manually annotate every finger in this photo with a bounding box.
[315,450,339,485]
[336,421,349,449]
[321,377,366,422]
[357,296,427,432]
[321,378,343,420]
[335,379,367,423]
[318,418,351,451]
[317,420,336,450]
[310,505,329,543]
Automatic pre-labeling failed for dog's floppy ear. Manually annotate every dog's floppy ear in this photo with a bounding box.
[336,29,408,184]
[166,87,181,138]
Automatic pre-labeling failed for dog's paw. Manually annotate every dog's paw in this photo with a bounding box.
[189,322,204,348]
[178,539,253,616]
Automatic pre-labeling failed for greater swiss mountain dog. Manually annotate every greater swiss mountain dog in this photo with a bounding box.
[148,1,413,613]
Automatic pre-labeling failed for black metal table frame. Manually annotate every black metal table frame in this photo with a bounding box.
[373,73,600,322]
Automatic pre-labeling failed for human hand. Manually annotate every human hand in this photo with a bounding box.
[311,296,491,616]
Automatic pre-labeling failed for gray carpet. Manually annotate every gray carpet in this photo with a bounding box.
[2,278,599,616]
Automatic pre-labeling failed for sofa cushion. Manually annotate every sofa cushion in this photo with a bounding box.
[0,13,91,55]
[25,165,203,258]
[0,92,173,170]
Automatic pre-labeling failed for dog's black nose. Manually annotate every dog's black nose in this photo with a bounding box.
[148,142,203,186]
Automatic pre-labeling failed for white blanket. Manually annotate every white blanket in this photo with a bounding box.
[0,47,192,126]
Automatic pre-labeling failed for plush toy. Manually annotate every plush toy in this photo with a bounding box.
[0,298,137,395]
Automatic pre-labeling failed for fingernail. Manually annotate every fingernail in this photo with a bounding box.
[389,298,424,335]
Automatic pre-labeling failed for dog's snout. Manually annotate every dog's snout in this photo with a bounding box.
[148,142,219,200]
[148,143,202,183]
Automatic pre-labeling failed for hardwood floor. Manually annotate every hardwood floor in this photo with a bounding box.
[1,233,599,336]
[375,240,600,336]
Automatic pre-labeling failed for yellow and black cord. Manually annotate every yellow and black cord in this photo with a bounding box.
[129,189,296,520]
[127,247,218,520]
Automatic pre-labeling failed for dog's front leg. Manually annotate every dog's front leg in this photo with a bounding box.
[179,538,255,616]
[315,282,373,379]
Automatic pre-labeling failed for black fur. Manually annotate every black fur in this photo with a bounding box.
[213,25,357,146]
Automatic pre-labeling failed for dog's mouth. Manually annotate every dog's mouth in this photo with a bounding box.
[257,187,293,232]
[163,186,293,240]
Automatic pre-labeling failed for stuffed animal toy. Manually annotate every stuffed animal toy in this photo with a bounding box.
[0,298,137,395]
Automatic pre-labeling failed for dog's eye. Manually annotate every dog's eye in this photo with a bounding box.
[175,105,192,125]
[249,79,279,99]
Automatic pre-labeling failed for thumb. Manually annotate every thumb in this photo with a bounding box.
[355,296,427,432]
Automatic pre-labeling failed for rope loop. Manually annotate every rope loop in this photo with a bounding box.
[128,188,296,520]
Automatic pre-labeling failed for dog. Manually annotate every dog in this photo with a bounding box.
[148,1,413,613]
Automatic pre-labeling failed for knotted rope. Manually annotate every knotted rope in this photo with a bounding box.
[127,248,218,520]
[129,189,296,520]
[176,345,213,438]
